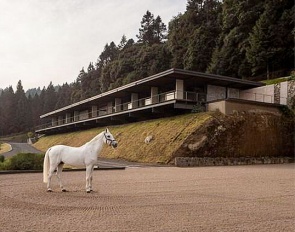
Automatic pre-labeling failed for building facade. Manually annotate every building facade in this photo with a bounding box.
[36,69,282,135]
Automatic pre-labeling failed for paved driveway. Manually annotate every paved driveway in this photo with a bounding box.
[0,164,294,231]
[2,143,42,157]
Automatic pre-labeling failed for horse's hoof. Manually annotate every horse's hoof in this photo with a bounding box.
[47,189,52,192]
[62,189,67,192]
[86,190,91,193]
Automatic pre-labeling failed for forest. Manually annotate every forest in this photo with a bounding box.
[0,0,294,136]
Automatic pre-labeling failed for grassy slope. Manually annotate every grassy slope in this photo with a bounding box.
[261,75,294,85]
[0,143,11,154]
[34,113,212,164]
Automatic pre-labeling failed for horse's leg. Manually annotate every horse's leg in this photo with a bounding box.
[89,165,95,192]
[85,165,93,193]
[56,163,66,192]
[47,165,57,192]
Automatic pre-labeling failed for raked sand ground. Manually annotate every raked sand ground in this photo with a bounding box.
[0,164,294,232]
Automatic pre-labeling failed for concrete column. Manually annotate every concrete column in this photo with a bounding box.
[58,116,63,125]
[65,113,71,123]
[74,111,79,122]
[131,93,138,108]
[176,79,184,99]
[52,117,58,126]
[92,106,98,117]
[107,102,113,114]
[280,81,288,105]
[151,87,158,104]
[115,98,122,112]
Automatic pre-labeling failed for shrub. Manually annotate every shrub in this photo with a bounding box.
[192,102,206,113]
[27,132,34,138]
[0,155,4,162]
[8,153,45,170]
[279,105,295,118]
[0,158,11,170]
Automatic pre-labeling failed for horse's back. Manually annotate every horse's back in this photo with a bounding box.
[48,144,85,167]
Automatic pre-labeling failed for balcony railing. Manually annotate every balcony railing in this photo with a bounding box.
[36,91,206,131]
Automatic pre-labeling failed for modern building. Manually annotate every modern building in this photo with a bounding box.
[36,68,285,135]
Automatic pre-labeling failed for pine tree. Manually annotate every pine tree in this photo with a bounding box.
[168,0,222,71]
[137,10,155,44]
[0,87,16,134]
[118,35,127,50]
[30,93,42,127]
[167,13,189,68]
[137,11,167,45]
[208,0,264,78]
[183,0,222,71]
[246,0,294,78]
[43,82,57,113]
[153,16,167,43]
[55,83,72,108]
[15,80,32,132]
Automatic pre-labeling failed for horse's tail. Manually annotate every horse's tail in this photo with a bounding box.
[43,149,50,183]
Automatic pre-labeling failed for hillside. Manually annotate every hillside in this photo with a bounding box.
[33,111,294,165]
[34,113,211,164]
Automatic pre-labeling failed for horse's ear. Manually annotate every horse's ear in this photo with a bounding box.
[105,128,108,133]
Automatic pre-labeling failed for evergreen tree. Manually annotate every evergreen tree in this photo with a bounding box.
[15,80,32,132]
[167,13,189,68]
[98,42,119,68]
[137,11,167,44]
[43,82,57,113]
[99,42,119,92]
[118,35,127,50]
[55,83,72,108]
[208,0,264,78]
[0,87,16,134]
[183,0,222,71]
[137,10,155,44]
[246,0,294,78]
[153,16,167,43]
[31,93,42,127]
[168,0,221,71]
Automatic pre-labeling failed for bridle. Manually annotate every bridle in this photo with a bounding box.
[104,132,116,146]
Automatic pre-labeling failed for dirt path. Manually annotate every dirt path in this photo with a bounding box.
[0,164,294,232]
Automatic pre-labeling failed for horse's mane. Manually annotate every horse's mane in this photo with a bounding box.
[83,131,104,147]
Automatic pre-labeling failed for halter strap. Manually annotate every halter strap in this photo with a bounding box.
[104,132,116,146]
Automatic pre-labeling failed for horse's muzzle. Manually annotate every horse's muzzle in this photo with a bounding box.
[111,141,118,148]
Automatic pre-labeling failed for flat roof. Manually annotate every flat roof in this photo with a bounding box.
[40,68,264,118]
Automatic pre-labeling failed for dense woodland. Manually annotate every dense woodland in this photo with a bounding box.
[0,0,294,136]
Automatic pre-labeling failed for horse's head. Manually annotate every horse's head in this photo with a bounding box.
[103,128,118,148]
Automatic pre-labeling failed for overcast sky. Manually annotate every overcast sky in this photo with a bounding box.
[0,0,187,91]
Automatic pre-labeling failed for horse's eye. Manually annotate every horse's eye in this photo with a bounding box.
[107,135,110,138]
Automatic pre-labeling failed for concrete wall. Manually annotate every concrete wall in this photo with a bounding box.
[240,85,274,103]
[208,99,281,115]
[240,80,295,107]
[207,100,226,113]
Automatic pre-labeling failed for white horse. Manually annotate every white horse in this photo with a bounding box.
[43,128,117,193]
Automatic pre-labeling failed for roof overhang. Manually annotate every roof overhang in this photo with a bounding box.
[40,68,264,118]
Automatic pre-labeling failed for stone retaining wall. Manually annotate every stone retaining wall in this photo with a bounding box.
[175,156,293,167]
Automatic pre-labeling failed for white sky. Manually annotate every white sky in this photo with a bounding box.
[0,0,187,91]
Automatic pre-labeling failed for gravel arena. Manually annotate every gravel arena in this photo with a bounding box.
[0,164,294,232]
